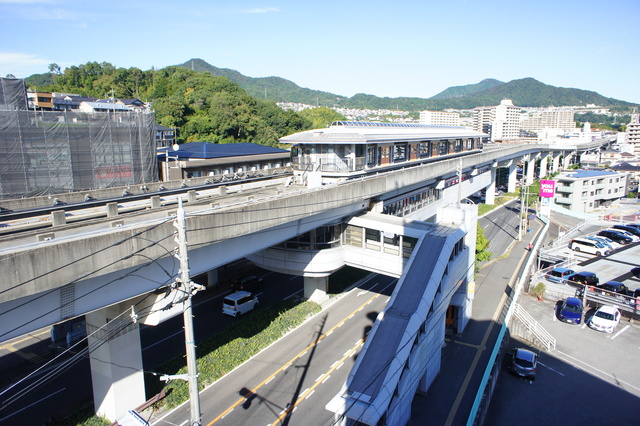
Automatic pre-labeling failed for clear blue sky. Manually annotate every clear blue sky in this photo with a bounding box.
[1,0,639,104]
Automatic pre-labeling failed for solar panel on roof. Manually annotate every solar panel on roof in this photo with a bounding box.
[330,121,463,129]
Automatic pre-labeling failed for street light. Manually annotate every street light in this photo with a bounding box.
[163,144,180,182]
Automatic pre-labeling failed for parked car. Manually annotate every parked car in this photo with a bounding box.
[612,224,640,238]
[558,297,583,324]
[624,223,640,231]
[598,230,633,245]
[230,274,263,292]
[596,281,629,295]
[604,228,640,242]
[508,348,538,380]
[588,305,621,333]
[632,267,640,279]
[585,236,617,251]
[565,271,599,287]
[546,267,575,283]
[222,291,259,317]
[591,235,622,250]
[568,237,610,256]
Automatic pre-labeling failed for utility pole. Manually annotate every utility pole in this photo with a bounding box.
[174,197,202,426]
[518,180,526,241]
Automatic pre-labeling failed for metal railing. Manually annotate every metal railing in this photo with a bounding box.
[512,303,556,352]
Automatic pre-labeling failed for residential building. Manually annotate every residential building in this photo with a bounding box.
[554,169,629,213]
[472,105,493,140]
[419,110,460,126]
[520,108,575,133]
[472,99,521,142]
[0,78,157,199]
[626,114,640,157]
[26,91,53,110]
[54,94,97,111]
[493,99,521,141]
[155,124,176,148]
[79,101,134,113]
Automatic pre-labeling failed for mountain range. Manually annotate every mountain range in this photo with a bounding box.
[179,58,636,110]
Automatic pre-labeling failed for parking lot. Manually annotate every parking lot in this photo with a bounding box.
[486,242,640,425]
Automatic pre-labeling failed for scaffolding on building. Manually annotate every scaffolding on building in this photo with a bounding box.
[0,78,158,200]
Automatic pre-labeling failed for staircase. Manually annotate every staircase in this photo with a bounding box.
[511,303,556,351]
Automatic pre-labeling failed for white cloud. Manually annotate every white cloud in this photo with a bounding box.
[0,51,51,77]
[243,7,279,14]
[28,7,76,20]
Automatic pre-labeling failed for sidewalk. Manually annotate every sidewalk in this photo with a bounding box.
[407,210,543,425]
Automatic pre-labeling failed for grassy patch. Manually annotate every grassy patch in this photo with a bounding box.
[146,299,321,409]
[477,195,514,216]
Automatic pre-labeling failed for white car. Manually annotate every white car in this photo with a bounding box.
[588,305,621,333]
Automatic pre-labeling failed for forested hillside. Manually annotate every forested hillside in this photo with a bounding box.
[24,59,638,143]
[177,58,637,110]
[25,62,334,146]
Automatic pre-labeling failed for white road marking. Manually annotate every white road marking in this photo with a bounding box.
[611,324,630,340]
[554,349,640,393]
[538,361,565,376]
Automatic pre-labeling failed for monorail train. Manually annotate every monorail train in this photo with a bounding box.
[280,121,487,184]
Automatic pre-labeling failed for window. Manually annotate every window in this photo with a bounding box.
[365,228,380,243]
[419,141,431,158]
[393,143,408,162]
[438,140,449,156]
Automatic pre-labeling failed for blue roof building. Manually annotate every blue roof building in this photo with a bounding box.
[157,142,290,181]
[555,169,629,213]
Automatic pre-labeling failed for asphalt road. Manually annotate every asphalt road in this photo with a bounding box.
[150,275,397,426]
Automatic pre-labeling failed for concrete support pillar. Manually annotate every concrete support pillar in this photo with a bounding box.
[563,152,574,169]
[51,210,66,226]
[551,153,561,173]
[526,159,535,185]
[539,153,549,178]
[219,186,227,196]
[304,276,329,304]
[151,195,161,209]
[187,190,197,203]
[485,169,497,205]
[106,202,118,217]
[507,163,517,193]
[207,268,219,288]
[86,305,145,421]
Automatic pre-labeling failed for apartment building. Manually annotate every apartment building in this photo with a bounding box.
[554,169,629,213]
[419,110,460,126]
[472,99,521,142]
[626,114,640,157]
[520,108,576,133]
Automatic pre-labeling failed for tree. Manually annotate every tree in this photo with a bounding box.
[48,63,61,75]
[299,107,345,129]
[475,223,492,272]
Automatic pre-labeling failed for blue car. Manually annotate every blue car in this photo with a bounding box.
[558,297,583,324]
[546,267,575,283]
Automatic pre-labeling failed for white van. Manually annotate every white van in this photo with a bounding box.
[222,291,259,317]
[568,237,610,256]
